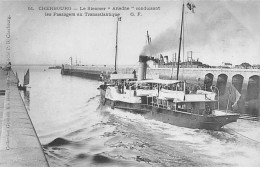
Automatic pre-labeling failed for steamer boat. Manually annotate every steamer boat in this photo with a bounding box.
[99,3,240,130]
[99,71,240,131]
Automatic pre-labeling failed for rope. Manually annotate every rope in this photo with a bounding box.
[212,116,260,144]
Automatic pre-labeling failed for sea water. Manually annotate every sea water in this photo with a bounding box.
[13,66,260,167]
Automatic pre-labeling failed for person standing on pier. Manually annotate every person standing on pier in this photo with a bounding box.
[2,62,11,75]
[2,62,11,70]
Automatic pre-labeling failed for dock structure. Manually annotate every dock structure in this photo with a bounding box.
[0,69,48,167]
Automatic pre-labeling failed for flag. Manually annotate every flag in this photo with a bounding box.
[187,2,196,13]
[228,84,241,108]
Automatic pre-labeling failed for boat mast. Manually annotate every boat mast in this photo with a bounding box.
[170,53,176,79]
[114,17,120,74]
[176,3,185,80]
[146,31,150,45]
[146,31,150,56]
[146,30,152,58]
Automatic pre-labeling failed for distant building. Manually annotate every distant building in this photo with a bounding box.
[222,62,232,68]
[153,53,212,68]
[235,65,244,69]
[252,64,260,69]
[234,64,259,69]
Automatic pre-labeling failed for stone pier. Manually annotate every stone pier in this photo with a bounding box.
[0,69,48,167]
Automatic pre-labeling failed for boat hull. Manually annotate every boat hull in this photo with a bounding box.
[100,90,239,131]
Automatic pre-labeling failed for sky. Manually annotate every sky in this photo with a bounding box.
[0,0,260,66]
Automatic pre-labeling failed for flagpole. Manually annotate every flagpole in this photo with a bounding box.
[176,3,184,80]
[114,17,119,74]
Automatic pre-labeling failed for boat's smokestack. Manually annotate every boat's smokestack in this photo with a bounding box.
[138,55,148,80]
[160,54,164,64]
[164,56,168,63]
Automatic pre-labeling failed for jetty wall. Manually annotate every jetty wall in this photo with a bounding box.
[61,65,138,80]
[0,69,48,167]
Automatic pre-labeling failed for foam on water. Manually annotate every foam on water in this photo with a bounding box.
[108,107,260,166]
[107,107,147,123]
[144,118,260,166]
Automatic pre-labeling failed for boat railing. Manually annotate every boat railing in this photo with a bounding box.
[149,97,175,110]
[147,95,216,116]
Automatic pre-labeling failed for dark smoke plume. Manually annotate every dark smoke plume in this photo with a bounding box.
[140,1,253,57]
[141,27,179,56]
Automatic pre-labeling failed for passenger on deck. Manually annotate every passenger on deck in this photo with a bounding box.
[99,72,104,81]
[118,83,122,93]
[172,84,177,90]
[99,82,107,90]
[126,83,129,90]
[185,87,190,94]
[115,80,118,86]
[177,84,183,91]
[205,105,212,115]
[157,85,162,95]
[132,70,137,78]
[121,82,125,94]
